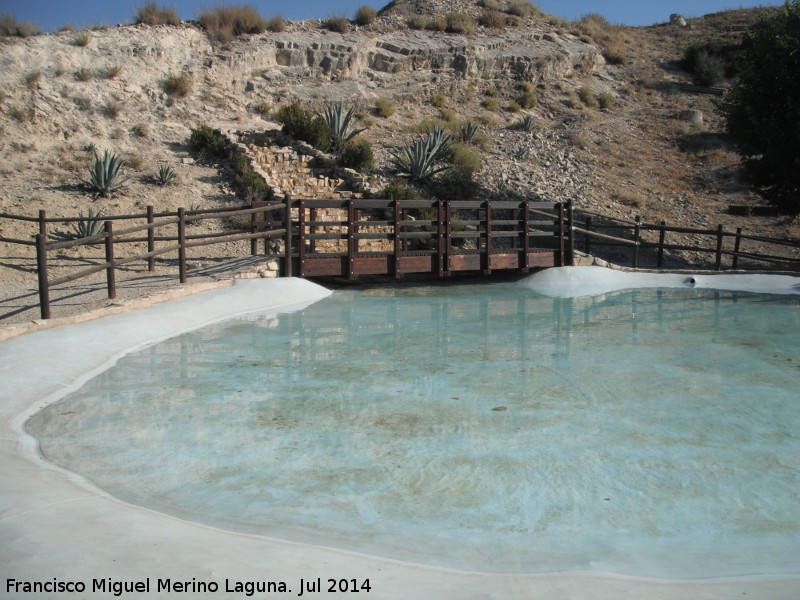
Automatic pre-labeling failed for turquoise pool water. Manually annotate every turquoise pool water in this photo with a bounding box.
[28,283,800,578]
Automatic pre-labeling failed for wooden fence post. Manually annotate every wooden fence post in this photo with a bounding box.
[298,200,306,278]
[521,200,530,272]
[347,199,356,280]
[104,221,116,299]
[38,209,47,239]
[557,202,565,267]
[284,198,293,277]
[732,227,743,270]
[393,200,402,278]
[567,199,575,266]
[584,216,592,254]
[250,201,258,256]
[35,233,50,320]
[714,224,724,271]
[632,215,641,268]
[483,201,493,274]
[178,207,187,283]
[146,205,155,271]
[657,220,666,268]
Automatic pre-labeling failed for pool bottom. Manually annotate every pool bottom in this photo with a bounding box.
[26,279,800,580]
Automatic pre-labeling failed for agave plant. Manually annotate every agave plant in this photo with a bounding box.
[71,208,104,240]
[459,120,479,144]
[515,114,536,132]
[82,150,130,196]
[321,103,366,150]
[389,125,453,184]
[156,163,176,186]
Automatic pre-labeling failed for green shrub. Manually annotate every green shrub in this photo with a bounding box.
[199,5,266,42]
[339,138,374,172]
[481,98,499,111]
[439,108,457,122]
[431,93,448,107]
[425,16,447,31]
[374,97,396,118]
[163,72,192,97]
[324,13,349,33]
[135,3,181,25]
[683,45,727,87]
[406,15,428,30]
[189,124,230,159]
[0,13,40,37]
[445,12,475,34]
[598,92,615,109]
[430,167,479,200]
[380,179,420,201]
[82,151,130,197]
[578,85,599,108]
[354,5,377,26]
[448,143,482,174]
[276,102,332,152]
[516,90,537,109]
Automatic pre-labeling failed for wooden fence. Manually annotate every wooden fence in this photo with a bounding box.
[2,198,799,321]
[574,209,800,271]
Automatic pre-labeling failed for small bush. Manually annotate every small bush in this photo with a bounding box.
[104,99,123,119]
[324,13,349,33]
[449,143,482,174]
[516,90,537,109]
[0,13,40,37]
[445,12,475,34]
[425,17,447,32]
[131,123,150,137]
[578,85,599,108]
[603,45,626,66]
[354,5,377,26]
[339,138,374,172]
[254,101,271,115]
[189,124,230,159]
[73,31,90,46]
[276,102,332,152]
[25,71,41,90]
[265,15,285,32]
[481,98,499,111]
[506,0,540,18]
[430,167,479,200]
[74,67,94,82]
[375,97,396,118]
[479,10,506,29]
[684,47,727,87]
[135,3,181,25]
[597,92,615,109]
[8,105,33,122]
[380,179,420,201]
[199,5,266,41]
[485,87,499,97]
[127,155,145,169]
[106,64,123,78]
[406,15,428,30]
[163,72,192,98]
[431,93,448,107]
[440,108,457,122]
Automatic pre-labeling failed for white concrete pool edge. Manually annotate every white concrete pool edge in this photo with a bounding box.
[1,273,799,599]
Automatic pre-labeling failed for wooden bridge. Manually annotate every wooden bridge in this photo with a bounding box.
[268,198,572,280]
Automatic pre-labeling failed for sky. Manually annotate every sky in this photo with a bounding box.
[0,0,787,32]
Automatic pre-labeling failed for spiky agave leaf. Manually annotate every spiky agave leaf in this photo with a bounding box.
[459,120,479,143]
[389,125,454,183]
[322,102,367,148]
[156,163,176,186]
[82,150,130,196]
[71,208,104,240]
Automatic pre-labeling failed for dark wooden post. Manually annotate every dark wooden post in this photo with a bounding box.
[297,200,306,278]
[284,198,293,277]
[35,233,50,320]
[38,209,47,239]
[521,200,530,272]
[436,199,445,277]
[557,202,565,267]
[584,216,592,254]
[178,207,187,283]
[657,220,666,268]
[104,221,116,300]
[732,227,743,270]
[566,199,575,266]
[714,224,724,271]
[146,205,155,271]
[444,200,452,276]
[393,200,402,279]
[347,199,356,280]
[250,201,258,256]
[483,200,493,274]
[632,215,641,268]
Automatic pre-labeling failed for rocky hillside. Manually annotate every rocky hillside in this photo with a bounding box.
[0,1,797,285]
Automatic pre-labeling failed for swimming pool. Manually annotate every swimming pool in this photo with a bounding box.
[26,275,800,579]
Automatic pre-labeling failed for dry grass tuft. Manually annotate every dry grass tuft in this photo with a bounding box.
[135,3,181,26]
[199,5,266,42]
